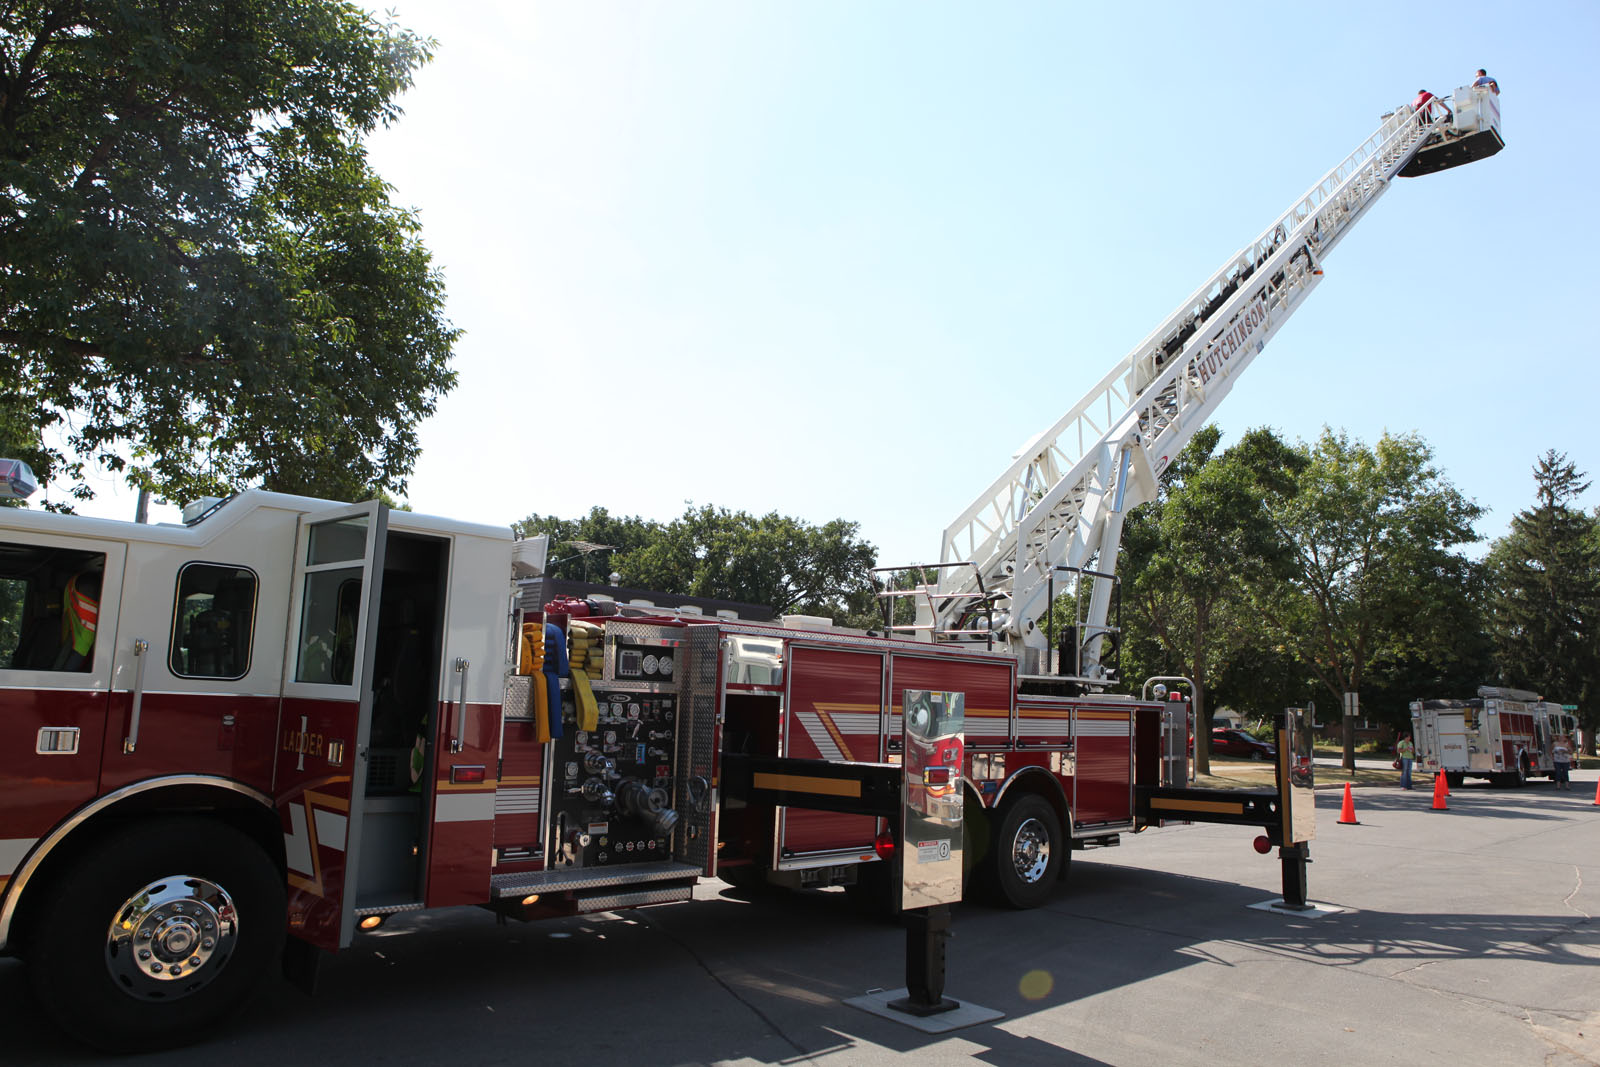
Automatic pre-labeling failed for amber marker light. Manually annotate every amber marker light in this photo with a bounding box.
[359,915,385,930]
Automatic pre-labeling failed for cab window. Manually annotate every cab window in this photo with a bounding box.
[169,563,258,679]
[0,541,106,672]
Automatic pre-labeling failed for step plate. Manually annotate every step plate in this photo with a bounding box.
[489,860,702,899]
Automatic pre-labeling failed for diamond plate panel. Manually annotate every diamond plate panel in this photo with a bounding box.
[575,887,694,913]
[503,674,536,720]
[489,860,700,898]
[676,624,720,871]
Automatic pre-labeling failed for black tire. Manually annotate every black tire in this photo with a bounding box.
[1249,750,1267,761]
[990,795,1064,910]
[1445,771,1465,790]
[28,816,285,1052]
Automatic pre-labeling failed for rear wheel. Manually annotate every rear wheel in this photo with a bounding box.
[990,795,1063,910]
[1445,771,1465,790]
[28,817,284,1052]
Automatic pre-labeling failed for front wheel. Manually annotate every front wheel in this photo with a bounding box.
[990,795,1065,910]
[28,816,285,1052]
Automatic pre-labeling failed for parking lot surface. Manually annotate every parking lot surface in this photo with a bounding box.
[5,770,1596,1066]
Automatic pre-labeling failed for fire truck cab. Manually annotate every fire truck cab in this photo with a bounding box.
[1,491,513,1046]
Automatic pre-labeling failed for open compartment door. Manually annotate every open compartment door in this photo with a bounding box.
[275,500,389,950]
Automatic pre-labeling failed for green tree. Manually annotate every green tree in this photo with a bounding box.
[514,507,663,584]
[1,1,455,507]
[1257,430,1483,770]
[630,506,878,619]
[513,504,879,619]
[1117,425,1303,773]
[1485,451,1600,753]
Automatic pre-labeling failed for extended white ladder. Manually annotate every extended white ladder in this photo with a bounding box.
[924,90,1499,678]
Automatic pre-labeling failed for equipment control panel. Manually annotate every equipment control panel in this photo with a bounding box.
[548,649,683,869]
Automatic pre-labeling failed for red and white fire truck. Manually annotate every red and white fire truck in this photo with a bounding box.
[1410,687,1578,788]
[0,84,1501,1049]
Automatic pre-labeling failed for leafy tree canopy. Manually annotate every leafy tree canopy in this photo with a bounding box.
[1115,424,1305,771]
[1258,429,1483,765]
[1,1,456,506]
[515,504,879,620]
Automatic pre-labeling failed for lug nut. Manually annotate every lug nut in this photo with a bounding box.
[202,938,214,949]
[138,949,152,961]
[150,963,163,973]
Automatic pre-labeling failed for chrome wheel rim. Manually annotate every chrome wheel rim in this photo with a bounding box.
[1011,817,1052,884]
[106,876,239,1000]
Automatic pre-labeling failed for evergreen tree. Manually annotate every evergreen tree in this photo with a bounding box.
[1486,451,1600,753]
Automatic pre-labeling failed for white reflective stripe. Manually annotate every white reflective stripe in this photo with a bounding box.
[794,712,845,761]
[1075,722,1131,737]
[314,809,348,852]
[0,838,38,878]
[494,788,541,815]
[435,792,495,824]
[284,805,314,876]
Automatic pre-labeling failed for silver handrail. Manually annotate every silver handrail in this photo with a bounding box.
[123,639,149,754]
[451,657,469,754]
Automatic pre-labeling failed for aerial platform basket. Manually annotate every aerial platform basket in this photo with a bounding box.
[1400,84,1505,177]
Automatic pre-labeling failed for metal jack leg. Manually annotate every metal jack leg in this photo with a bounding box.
[889,904,959,1017]
[1279,842,1311,910]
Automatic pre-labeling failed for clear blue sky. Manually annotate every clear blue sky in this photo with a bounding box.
[84,2,1598,569]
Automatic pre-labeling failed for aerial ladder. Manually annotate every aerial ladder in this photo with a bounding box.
[892,84,1503,683]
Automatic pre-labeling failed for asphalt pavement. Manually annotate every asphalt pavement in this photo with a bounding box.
[4,769,1597,1066]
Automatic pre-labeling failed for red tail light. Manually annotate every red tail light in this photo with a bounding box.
[873,829,897,861]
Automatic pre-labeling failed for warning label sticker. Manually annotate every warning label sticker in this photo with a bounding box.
[915,839,951,864]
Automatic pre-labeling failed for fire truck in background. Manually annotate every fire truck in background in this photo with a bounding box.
[1411,687,1578,789]
[0,83,1501,1050]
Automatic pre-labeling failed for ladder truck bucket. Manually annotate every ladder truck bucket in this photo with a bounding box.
[1399,85,1504,177]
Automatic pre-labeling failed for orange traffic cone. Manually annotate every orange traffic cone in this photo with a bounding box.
[1441,771,1451,797]
[1592,774,1599,807]
[1337,782,1360,825]
[1431,772,1449,811]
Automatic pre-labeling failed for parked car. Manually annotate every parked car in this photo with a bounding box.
[1211,727,1277,761]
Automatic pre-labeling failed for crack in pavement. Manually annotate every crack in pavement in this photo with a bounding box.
[1562,865,1590,919]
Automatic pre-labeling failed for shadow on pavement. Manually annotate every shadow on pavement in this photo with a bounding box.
[4,796,1594,1065]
